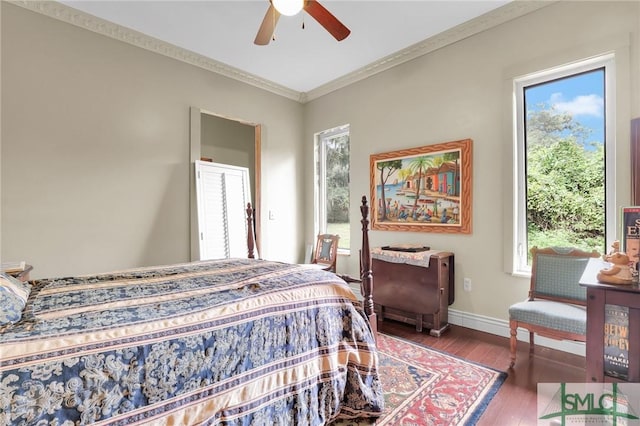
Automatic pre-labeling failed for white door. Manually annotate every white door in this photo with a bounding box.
[195,161,251,260]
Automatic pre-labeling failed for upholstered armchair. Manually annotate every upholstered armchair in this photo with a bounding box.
[508,246,599,368]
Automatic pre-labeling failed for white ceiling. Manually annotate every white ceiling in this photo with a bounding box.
[56,0,515,97]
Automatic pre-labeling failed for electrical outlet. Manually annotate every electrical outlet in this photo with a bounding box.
[269,210,276,220]
[463,278,472,292]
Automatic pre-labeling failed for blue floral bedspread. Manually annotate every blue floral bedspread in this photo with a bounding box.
[0,259,383,425]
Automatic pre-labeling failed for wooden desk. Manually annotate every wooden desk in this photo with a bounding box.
[580,257,640,382]
[371,249,454,337]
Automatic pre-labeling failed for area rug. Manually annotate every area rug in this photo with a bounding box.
[338,333,507,425]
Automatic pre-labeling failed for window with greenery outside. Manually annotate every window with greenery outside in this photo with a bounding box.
[525,80,605,259]
[319,130,350,251]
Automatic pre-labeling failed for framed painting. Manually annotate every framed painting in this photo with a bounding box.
[370,138,472,233]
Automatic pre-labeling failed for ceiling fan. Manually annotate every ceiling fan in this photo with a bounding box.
[254,0,351,45]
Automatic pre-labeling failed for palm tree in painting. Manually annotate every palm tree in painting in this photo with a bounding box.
[376,159,402,220]
[407,156,434,211]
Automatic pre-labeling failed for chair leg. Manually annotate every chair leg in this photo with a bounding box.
[529,332,535,356]
[509,319,517,368]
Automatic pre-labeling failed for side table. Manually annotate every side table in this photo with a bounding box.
[371,248,454,336]
[580,257,640,382]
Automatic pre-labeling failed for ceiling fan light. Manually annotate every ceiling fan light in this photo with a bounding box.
[272,0,303,16]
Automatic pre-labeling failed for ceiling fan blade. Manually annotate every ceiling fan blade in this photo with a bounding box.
[304,0,350,41]
[254,4,280,45]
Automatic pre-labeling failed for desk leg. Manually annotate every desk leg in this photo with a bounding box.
[429,323,450,337]
[586,288,605,382]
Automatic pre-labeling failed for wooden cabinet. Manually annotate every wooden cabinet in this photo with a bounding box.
[372,249,454,336]
[580,257,640,382]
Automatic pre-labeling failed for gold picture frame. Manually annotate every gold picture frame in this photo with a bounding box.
[370,138,472,233]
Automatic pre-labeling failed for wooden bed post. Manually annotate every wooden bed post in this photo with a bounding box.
[246,203,255,259]
[360,196,377,336]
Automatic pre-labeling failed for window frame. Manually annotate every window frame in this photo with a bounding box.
[314,124,351,255]
[512,54,616,276]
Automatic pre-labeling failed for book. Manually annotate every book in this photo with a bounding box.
[621,206,640,271]
[603,303,629,380]
[1,261,26,274]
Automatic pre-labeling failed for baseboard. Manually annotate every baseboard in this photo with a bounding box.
[448,308,586,357]
[350,285,586,357]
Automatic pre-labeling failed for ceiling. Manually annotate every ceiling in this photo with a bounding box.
[46,1,534,101]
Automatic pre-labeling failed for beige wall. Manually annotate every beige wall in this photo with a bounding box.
[1,2,305,278]
[305,1,639,323]
[201,114,254,170]
[200,113,256,206]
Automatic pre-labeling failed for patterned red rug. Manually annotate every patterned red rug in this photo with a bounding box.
[339,333,507,425]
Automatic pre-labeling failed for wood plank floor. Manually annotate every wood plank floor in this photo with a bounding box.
[378,320,587,425]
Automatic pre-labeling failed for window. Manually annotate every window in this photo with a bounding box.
[315,125,350,252]
[513,54,615,274]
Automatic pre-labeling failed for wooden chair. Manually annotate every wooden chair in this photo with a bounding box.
[312,234,340,272]
[508,246,599,368]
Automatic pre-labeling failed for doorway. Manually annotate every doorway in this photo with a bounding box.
[189,107,261,260]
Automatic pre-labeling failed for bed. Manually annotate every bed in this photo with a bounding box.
[0,198,382,425]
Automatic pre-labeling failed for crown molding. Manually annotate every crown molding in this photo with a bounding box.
[9,0,305,103]
[11,1,553,105]
[304,1,554,102]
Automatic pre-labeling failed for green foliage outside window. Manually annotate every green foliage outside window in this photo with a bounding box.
[324,134,350,249]
[526,105,605,256]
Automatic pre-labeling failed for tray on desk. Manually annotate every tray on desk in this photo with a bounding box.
[381,245,430,252]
